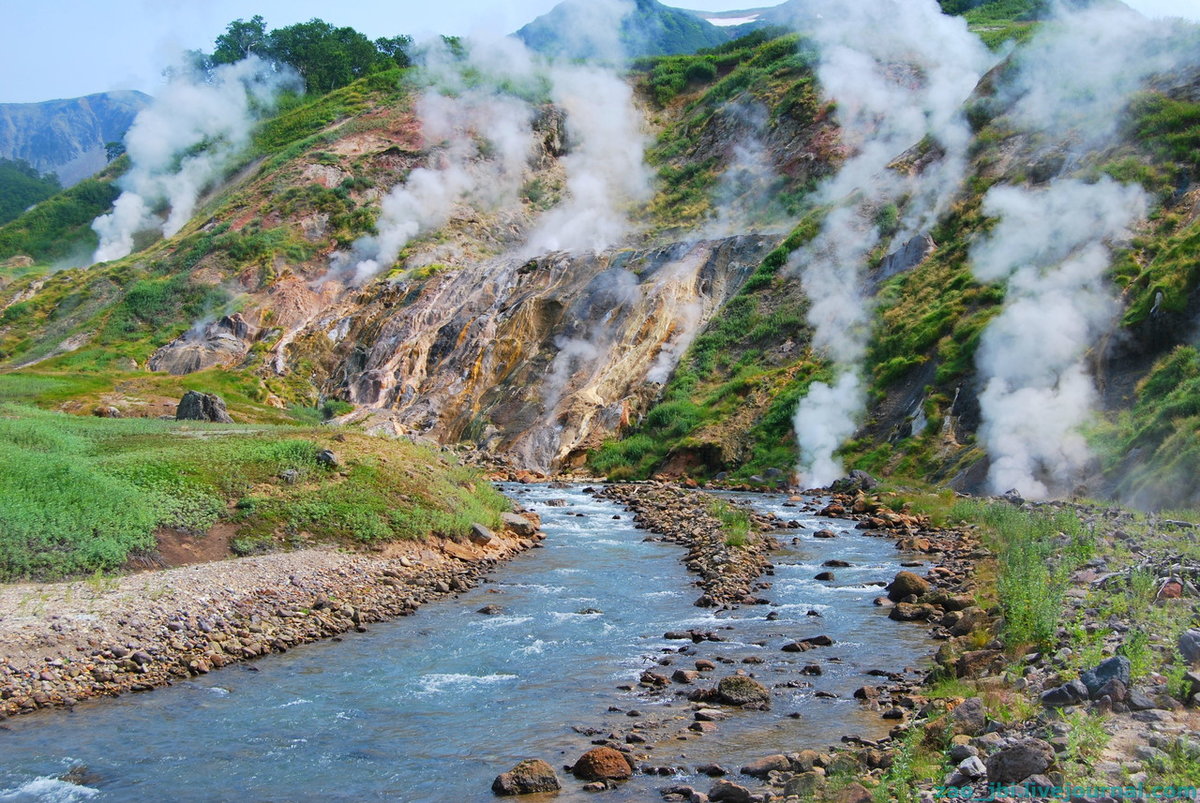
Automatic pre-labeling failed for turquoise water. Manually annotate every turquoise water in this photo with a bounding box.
[0,485,930,802]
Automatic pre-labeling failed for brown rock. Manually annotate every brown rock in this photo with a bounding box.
[887,571,930,602]
[570,747,633,781]
[492,759,561,796]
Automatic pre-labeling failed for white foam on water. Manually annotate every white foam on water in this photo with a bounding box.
[417,673,518,695]
[516,639,556,656]
[477,615,534,629]
[549,611,602,623]
[771,602,833,613]
[0,777,99,802]
[501,583,566,594]
[278,698,312,708]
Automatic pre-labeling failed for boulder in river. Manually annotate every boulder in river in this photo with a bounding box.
[570,746,633,781]
[500,512,537,537]
[886,571,930,602]
[715,675,771,707]
[740,754,789,778]
[175,390,233,423]
[710,779,755,802]
[491,758,561,796]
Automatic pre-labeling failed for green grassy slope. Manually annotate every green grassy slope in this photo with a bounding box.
[0,401,506,580]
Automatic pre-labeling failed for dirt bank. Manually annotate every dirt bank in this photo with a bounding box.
[0,514,542,718]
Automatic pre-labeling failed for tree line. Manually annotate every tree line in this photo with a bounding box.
[198,16,413,95]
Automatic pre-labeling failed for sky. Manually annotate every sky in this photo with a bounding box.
[1,0,1197,103]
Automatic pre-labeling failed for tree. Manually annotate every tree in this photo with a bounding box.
[213,15,268,64]
[104,142,126,162]
[374,35,413,69]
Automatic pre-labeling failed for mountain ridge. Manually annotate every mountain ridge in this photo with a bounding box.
[0,90,149,187]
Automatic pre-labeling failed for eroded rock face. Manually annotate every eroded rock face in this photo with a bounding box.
[294,235,775,472]
[150,314,259,376]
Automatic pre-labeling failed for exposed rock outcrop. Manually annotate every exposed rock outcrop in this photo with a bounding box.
[175,391,233,423]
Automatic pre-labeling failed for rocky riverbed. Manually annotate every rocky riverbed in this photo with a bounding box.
[0,512,544,718]
[486,481,994,802]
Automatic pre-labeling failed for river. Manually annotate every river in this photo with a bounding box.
[0,484,930,802]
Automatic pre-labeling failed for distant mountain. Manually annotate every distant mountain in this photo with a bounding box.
[678,0,802,34]
[0,91,149,187]
[516,0,731,60]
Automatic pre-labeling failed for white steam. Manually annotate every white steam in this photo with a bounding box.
[972,186,1147,499]
[92,56,295,263]
[520,65,651,257]
[705,102,779,237]
[967,2,1198,497]
[340,84,535,284]
[787,0,992,487]
[1002,3,1195,147]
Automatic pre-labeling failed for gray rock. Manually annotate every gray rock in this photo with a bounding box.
[500,512,537,536]
[491,758,561,795]
[709,780,753,803]
[715,675,771,707]
[949,744,979,762]
[1127,689,1159,711]
[469,523,496,546]
[1179,629,1200,664]
[1041,678,1088,707]
[957,755,987,780]
[175,390,233,423]
[316,449,340,468]
[949,696,987,736]
[1080,656,1131,699]
[985,738,1054,784]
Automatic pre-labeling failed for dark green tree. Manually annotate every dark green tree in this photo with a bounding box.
[213,15,269,64]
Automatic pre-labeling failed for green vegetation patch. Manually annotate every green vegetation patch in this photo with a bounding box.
[0,158,61,227]
[0,403,506,580]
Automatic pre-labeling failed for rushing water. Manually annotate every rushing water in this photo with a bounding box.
[0,485,931,802]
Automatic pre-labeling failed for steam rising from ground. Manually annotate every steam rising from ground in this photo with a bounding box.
[972,180,1147,497]
[520,66,651,256]
[92,57,296,263]
[966,3,1196,497]
[787,0,991,487]
[336,30,650,283]
[704,102,779,237]
[336,79,536,284]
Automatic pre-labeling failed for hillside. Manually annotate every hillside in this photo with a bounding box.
[0,2,1198,513]
[0,91,149,187]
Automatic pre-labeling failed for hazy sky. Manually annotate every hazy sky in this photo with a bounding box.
[1,0,1197,103]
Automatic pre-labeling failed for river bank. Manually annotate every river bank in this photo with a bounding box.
[0,513,544,718]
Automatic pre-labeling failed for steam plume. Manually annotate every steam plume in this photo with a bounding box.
[520,64,651,256]
[965,2,1196,497]
[972,180,1147,497]
[787,0,991,486]
[92,56,296,263]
